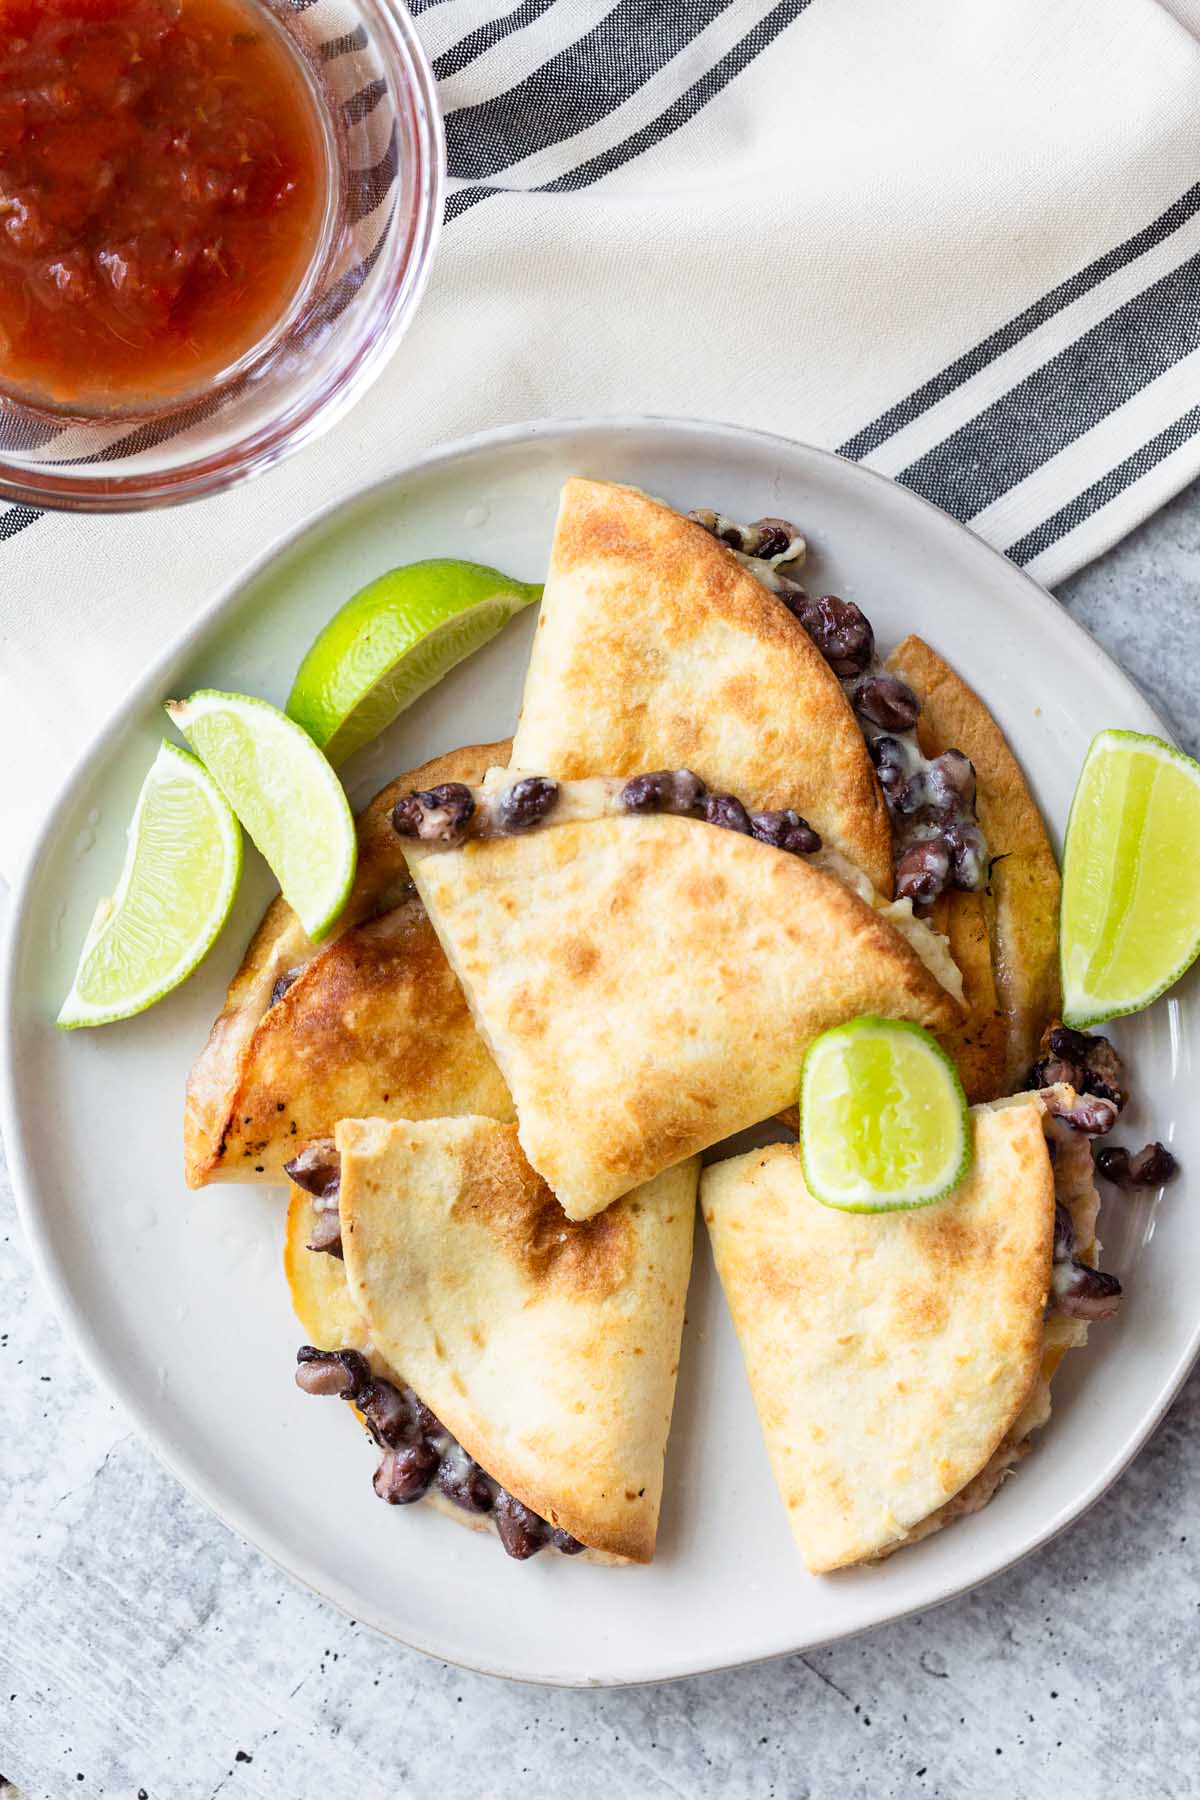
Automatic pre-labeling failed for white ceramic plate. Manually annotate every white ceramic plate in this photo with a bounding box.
[3,418,1196,1687]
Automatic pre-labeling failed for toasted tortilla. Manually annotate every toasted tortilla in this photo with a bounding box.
[701,1097,1058,1573]
[885,637,1061,1097]
[184,742,514,1186]
[334,1116,697,1562]
[510,477,894,896]
[285,1180,621,1563]
[405,813,961,1220]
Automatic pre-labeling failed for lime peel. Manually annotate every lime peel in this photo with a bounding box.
[1061,728,1200,1029]
[167,688,356,943]
[799,1016,971,1212]
[58,740,242,1029]
[286,559,541,766]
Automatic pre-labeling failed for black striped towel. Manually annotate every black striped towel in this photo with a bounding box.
[3,0,1200,872]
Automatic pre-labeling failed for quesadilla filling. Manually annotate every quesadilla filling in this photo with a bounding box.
[294,1343,585,1560]
[1031,1020,1178,1198]
[391,769,822,858]
[688,508,989,906]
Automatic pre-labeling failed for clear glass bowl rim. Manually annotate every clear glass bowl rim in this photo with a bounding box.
[0,0,445,514]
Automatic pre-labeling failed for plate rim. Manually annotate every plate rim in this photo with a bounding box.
[3,412,1197,1687]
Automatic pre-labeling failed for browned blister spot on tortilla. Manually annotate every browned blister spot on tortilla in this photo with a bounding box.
[449,1128,635,1301]
[557,935,601,979]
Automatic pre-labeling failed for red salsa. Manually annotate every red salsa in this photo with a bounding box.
[0,0,328,411]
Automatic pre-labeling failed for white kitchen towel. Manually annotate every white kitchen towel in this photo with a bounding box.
[2,0,1200,876]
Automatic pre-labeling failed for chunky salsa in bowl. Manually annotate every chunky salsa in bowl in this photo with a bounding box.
[0,0,442,508]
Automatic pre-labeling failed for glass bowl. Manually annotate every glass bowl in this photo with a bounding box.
[0,0,443,512]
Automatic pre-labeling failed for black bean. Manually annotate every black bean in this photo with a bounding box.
[1130,1142,1178,1185]
[1052,1201,1076,1263]
[411,1394,443,1437]
[1097,1142,1178,1188]
[621,769,707,815]
[852,674,920,732]
[1042,1088,1119,1136]
[550,1527,587,1555]
[284,1139,340,1201]
[927,750,977,815]
[944,820,988,891]
[295,1346,371,1400]
[359,1379,414,1449]
[494,1491,550,1560]
[746,516,802,560]
[687,510,801,561]
[894,835,951,904]
[437,1453,494,1513]
[305,1206,343,1259]
[702,792,753,835]
[270,966,302,1007]
[391,782,476,845]
[1095,1146,1130,1186]
[1080,1037,1126,1109]
[373,1442,440,1505]
[895,771,931,815]
[870,735,911,804]
[1032,1056,1083,1093]
[1048,1025,1099,1063]
[793,594,875,678]
[497,776,559,832]
[1052,1260,1122,1321]
[749,808,821,855]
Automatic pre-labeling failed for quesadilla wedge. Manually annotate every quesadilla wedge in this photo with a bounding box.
[510,477,894,896]
[402,800,962,1220]
[286,1117,697,1562]
[184,742,514,1186]
[701,1088,1116,1573]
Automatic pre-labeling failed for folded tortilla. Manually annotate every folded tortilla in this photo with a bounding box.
[510,477,894,896]
[405,812,961,1220]
[885,636,1061,1099]
[701,1095,1095,1572]
[333,1116,697,1562]
[184,743,514,1186]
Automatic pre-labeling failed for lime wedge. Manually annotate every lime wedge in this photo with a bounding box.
[799,1016,971,1211]
[167,689,355,942]
[1061,728,1200,1029]
[58,741,242,1029]
[286,560,541,765]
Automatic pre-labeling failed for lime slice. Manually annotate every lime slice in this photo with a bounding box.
[286,560,541,765]
[167,689,356,942]
[799,1016,971,1211]
[1061,728,1200,1029]
[58,741,242,1029]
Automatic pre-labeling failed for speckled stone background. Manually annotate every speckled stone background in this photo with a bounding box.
[3,483,1199,1800]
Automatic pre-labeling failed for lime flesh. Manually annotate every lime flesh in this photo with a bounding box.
[58,741,242,1028]
[1061,728,1200,1028]
[799,1016,971,1211]
[167,689,356,942]
[287,560,542,765]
